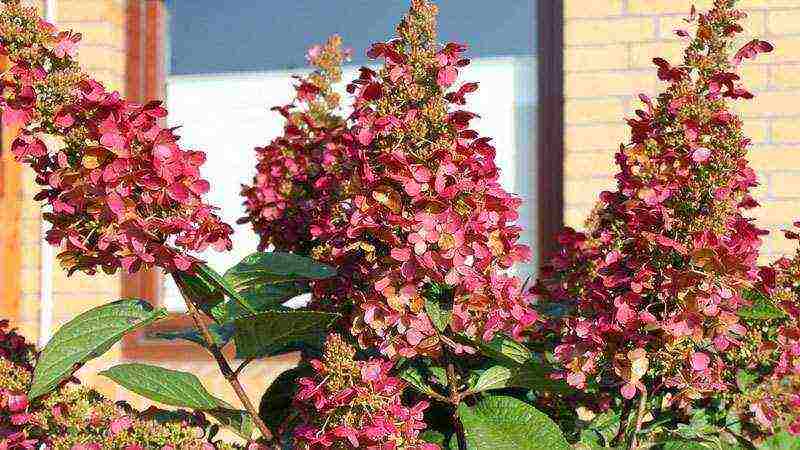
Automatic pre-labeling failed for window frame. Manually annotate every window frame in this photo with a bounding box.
[121,0,565,360]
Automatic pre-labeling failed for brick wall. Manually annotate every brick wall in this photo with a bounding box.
[563,0,800,261]
[5,3,293,437]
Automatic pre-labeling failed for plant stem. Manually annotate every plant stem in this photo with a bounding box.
[445,361,467,450]
[628,388,649,450]
[181,294,274,443]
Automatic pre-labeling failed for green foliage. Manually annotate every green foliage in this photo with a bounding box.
[155,323,234,348]
[469,364,571,395]
[223,251,336,292]
[738,289,788,321]
[100,363,226,410]
[29,299,166,399]
[259,364,315,431]
[232,310,339,359]
[457,395,570,450]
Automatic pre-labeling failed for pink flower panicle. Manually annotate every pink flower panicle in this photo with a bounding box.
[244,0,538,358]
[293,334,438,450]
[0,1,232,276]
[240,35,355,256]
[534,0,772,407]
[339,0,537,357]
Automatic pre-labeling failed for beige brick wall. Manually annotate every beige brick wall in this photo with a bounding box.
[9,4,290,440]
[563,0,800,260]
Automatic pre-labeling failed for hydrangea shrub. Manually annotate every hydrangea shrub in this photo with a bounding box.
[0,0,797,448]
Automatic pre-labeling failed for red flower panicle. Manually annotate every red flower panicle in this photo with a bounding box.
[239,35,354,256]
[534,0,772,408]
[0,1,232,276]
[293,334,438,450]
[243,0,538,359]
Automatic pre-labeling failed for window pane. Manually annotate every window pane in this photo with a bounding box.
[161,1,538,312]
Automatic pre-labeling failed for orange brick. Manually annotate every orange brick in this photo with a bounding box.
[750,199,798,225]
[750,145,800,171]
[739,0,800,8]
[739,65,769,91]
[770,36,800,64]
[771,172,800,197]
[773,117,800,142]
[566,124,629,151]
[565,45,628,72]
[566,18,657,45]
[564,150,617,179]
[627,0,713,15]
[629,41,685,69]
[565,98,627,123]
[768,9,800,36]
[735,91,800,117]
[565,178,613,205]
[565,0,625,18]
[60,22,124,49]
[566,71,656,98]
[58,0,125,23]
[564,206,593,229]
[771,64,800,89]
[742,119,770,144]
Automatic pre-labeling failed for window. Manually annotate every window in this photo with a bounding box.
[124,0,556,356]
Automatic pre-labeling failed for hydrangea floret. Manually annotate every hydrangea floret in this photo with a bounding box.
[0,0,232,276]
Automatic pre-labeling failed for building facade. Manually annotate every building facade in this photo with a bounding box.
[0,0,798,414]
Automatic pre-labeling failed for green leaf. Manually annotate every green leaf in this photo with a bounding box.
[735,369,759,392]
[29,299,167,399]
[425,299,452,333]
[470,364,571,395]
[223,252,336,292]
[155,323,234,348]
[233,311,338,359]
[421,430,447,446]
[100,363,226,410]
[759,432,800,450]
[662,442,712,450]
[399,364,444,398]
[207,408,255,441]
[172,264,255,321]
[225,282,302,321]
[738,289,787,321]
[259,365,315,431]
[457,395,570,450]
[479,336,533,365]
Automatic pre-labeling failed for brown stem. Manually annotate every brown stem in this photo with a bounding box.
[445,361,468,450]
[628,388,649,450]
[181,293,274,443]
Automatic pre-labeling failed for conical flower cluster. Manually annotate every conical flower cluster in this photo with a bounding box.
[243,0,537,359]
[0,0,232,275]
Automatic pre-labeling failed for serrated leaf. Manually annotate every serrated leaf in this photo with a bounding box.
[155,323,234,348]
[101,363,226,410]
[738,289,787,321]
[421,430,446,446]
[224,252,336,292]
[207,408,254,441]
[233,311,338,359]
[259,365,315,431]
[425,299,452,333]
[225,282,302,321]
[470,364,571,395]
[479,336,533,365]
[30,299,167,399]
[457,395,570,450]
[173,264,255,321]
